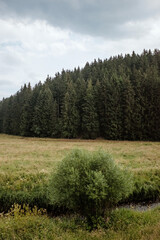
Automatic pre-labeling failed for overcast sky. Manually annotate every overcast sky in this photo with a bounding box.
[0,0,160,100]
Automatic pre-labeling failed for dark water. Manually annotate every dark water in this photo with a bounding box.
[119,202,160,212]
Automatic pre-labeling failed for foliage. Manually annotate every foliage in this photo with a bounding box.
[49,149,133,221]
[62,81,80,138]
[32,86,54,137]
[1,135,160,214]
[0,136,160,238]
[126,170,160,203]
[4,203,46,218]
[0,172,50,212]
[0,206,160,239]
[82,79,99,139]
[0,49,160,140]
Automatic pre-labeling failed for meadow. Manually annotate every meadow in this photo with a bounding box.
[0,134,160,239]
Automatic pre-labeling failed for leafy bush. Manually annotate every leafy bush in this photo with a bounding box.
[49,149,133,220]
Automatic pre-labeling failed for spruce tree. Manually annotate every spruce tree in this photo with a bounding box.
[122,77,135,140]
[0,49,160,141]
[62,81,80,138]
[2,97,14,134]
[75,77,86,136]
[32,86,54,137]
[20,83,33,136]
[82,79,99,139]
[0,101,2,133]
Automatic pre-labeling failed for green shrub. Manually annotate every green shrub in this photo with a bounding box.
[49,149,133,221]
[125,170,160,203]
[0,173,50,212]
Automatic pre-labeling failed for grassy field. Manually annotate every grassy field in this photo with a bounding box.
[0,134,160,239]
[1,134,160,174]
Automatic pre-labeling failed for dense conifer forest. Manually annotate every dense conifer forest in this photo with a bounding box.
[0,49,160,140]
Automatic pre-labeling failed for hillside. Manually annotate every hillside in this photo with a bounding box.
[0,49,160,140]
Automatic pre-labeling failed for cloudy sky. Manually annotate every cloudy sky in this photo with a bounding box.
[0,0,160,100]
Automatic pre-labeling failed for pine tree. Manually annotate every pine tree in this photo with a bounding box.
[32,86,54,137]
[20,83,33,136]
[0,49,160,141]
[122,77,135,140]
[51,100,60,137]
[131,68,144,140]
[75,77,86,136]
[2,97,13,134]
[98,72,122,140]
[0,100,3,133]
[82,79,99,139]
[62,81,80,138]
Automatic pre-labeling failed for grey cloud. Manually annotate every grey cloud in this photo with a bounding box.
[0,51,24,68]
[0,78,13,86]
[0,0,159,39]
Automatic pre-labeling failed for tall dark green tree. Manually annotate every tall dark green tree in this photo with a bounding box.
[20,83,33,136]
[50,99,60,137]
[104,74,123,140]
[32,86,54,137]
[62,81,80,138]
[131,68,145,140]
[2,97,14,134]
[0,49,160,141]
[75,77,86,136]
[122,77,135,140]
[0,101,2,133]
[82,79,99,139]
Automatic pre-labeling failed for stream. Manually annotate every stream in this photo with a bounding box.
[119,201,160,212]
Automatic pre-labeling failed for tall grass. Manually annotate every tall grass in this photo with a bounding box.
[0,205,160,240]
[0,134,160,239]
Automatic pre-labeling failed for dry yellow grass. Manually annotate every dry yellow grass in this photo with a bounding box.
[0,134,160,175]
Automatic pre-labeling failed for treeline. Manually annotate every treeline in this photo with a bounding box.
[0,49,160,140]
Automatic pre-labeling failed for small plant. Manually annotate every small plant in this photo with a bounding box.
[5,203,47,218]
[49,149,133,226]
